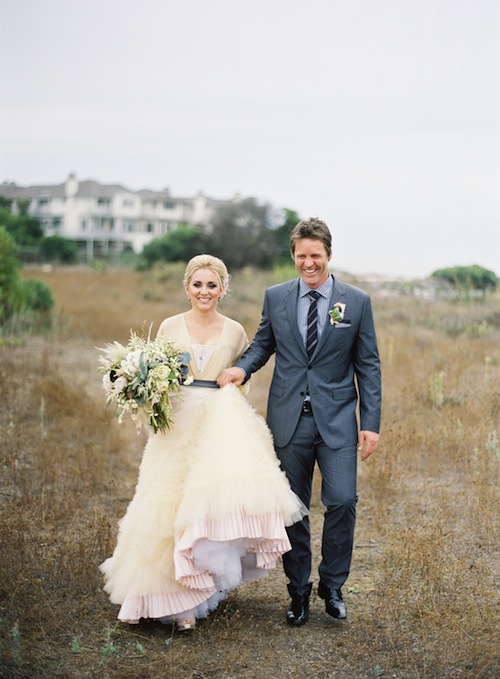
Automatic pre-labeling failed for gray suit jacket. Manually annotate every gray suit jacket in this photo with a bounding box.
[236,276,381,449]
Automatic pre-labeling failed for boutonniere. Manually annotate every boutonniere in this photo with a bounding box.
[329,302,346,325]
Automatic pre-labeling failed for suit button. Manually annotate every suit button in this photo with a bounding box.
[300,391,305,397]
[307,366,312,370]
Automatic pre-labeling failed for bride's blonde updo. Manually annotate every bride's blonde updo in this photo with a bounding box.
[183,254,230,299]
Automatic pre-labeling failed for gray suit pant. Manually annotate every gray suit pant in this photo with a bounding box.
[275,412,358,597]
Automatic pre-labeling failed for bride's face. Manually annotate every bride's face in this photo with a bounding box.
[185,268,222,311]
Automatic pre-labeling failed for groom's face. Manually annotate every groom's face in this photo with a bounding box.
[293,238,332,289]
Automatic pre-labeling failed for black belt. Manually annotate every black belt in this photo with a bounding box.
[183,379,219,388]
[302,400,313,414]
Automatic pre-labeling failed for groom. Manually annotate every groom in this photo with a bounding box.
[218,217,381,625]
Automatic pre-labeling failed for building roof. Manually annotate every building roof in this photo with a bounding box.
[0,181,67,199]
[0,178,154,199]
[76,180,130,197]
[0,176,237,205]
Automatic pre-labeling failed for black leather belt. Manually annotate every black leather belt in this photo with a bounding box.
[183,379,219,388]
[302,400,313,414]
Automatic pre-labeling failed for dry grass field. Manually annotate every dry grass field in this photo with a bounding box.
[0,264,498,679]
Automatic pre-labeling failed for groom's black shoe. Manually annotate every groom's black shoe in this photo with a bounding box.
[286,594,310,626]
[318,582,347,620]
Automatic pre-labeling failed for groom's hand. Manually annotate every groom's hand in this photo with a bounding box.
[358,430,379,461]
[217,367,246,387]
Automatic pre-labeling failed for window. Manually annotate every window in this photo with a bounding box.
[163,201,176,210]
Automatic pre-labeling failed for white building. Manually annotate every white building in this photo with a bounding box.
[0,173,237,259]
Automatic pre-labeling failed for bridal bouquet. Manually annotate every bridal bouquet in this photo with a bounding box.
[98,331,192,433]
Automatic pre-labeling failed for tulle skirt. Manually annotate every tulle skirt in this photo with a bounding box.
[99,383,305,624]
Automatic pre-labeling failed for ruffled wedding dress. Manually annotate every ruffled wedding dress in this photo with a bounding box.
[99,313,305,624]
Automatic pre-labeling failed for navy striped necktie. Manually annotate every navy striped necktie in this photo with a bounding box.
[306,290,321,357]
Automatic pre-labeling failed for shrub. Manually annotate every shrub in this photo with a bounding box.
[432,264,498,297]
[21,278,54,312]
[0,227,55,330]
[40,235,78,264]
[138,224,208,269]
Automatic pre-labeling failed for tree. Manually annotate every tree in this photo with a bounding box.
[0,207,44,246]
[0,227,23,320]
[271,208,301,265]
[432,265,498,298]
[139,224,208,269]
[207,199,276,269]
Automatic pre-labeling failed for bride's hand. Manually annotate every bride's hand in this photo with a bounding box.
[217,367,246,387]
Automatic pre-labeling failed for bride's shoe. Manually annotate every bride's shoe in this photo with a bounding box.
[176,617,196,632]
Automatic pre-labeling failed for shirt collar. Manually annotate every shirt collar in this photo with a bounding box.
[299,274,333,299]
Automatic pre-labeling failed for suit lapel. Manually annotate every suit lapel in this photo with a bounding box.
[314,276,347,355]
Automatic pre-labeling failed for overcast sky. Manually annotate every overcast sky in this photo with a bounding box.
[1,0,499,277]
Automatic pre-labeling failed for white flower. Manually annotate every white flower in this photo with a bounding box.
[112,375,129,393]
[329,302,346,325]
[98,340,128,365]
[120,349,141,376]
[102,373,113,393]
[149,363,171,383]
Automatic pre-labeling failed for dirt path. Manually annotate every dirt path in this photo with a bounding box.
[62,335,386,678]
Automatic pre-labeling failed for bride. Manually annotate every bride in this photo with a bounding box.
[99,254,305,631]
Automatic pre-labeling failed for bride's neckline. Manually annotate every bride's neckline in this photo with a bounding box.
[182,312,226,346]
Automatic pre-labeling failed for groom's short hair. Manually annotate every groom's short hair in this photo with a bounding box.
[290,217,332,257]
